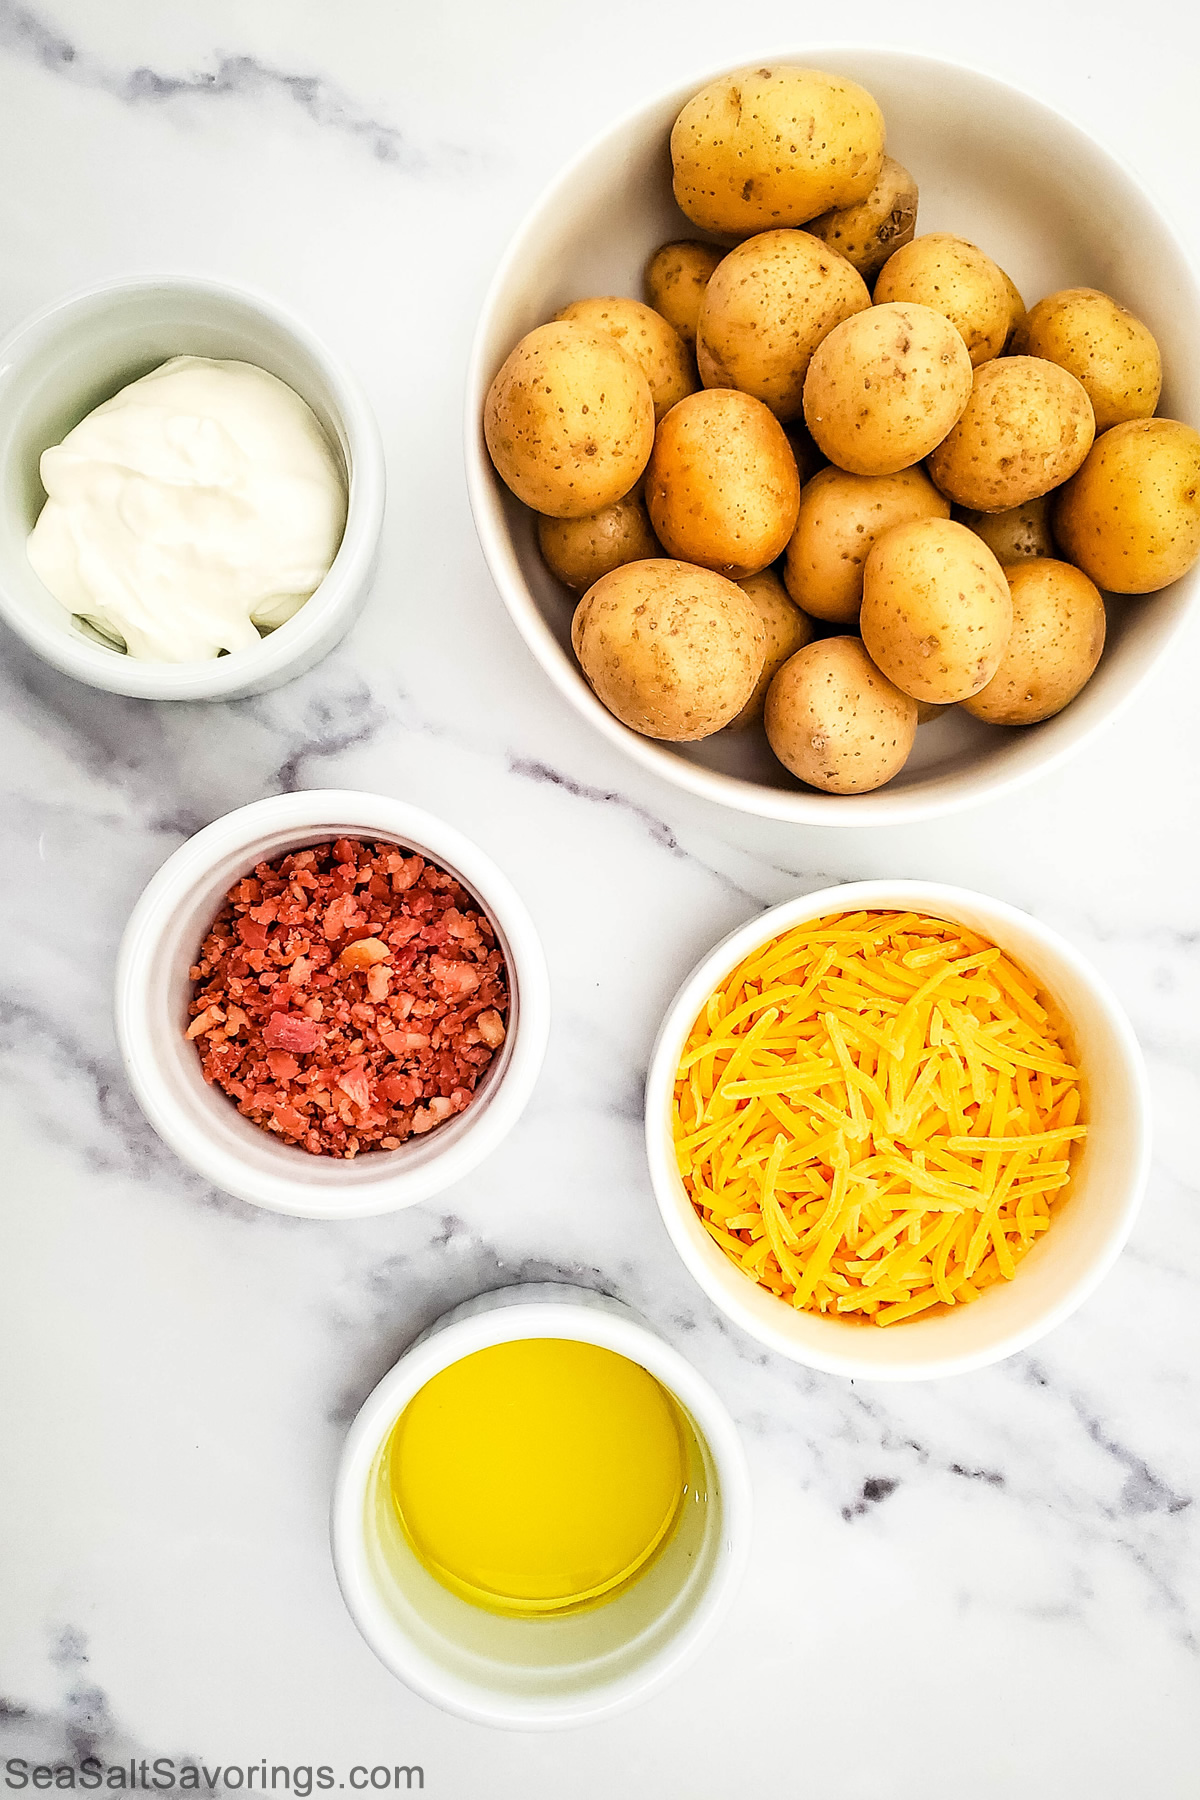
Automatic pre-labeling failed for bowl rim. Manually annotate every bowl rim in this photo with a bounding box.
[0,271,386,700]
[330,1282,753,1730]
[113,789,550,1217]
[644,877,1152,1379]
[464,45,1200,826]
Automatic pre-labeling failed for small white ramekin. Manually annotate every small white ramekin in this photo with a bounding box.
[645,880,1151,1381]
[0,275,385,699]
[114,790,549,1217]
[331,1282,752,1730]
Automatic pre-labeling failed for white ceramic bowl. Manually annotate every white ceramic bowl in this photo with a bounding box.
[114,790,549,1217]
[331,1282,751,1729]
[645,880,1150,1379]
[465,50,1200,825]
[0,275,385,699]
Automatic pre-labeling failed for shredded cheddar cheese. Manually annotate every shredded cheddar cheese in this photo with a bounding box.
[673,911,1085,1327]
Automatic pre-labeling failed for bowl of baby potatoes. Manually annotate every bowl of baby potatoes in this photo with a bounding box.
[466,52,1200,823]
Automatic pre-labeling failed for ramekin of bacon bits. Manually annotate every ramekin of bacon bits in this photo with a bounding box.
[114,792,550,1217]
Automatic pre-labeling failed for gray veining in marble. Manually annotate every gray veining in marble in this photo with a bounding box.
[1,3,1199,1797]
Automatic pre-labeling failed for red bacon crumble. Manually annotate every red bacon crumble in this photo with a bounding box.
[186,839,510,1158]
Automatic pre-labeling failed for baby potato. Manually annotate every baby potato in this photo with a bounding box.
[556,296,698,424]
[874,234,1014,367]
[484,320,654,517]
[860,516,1012,703]
[783,465,950,624]
[644,240,725,346]
[962,558,1106,725]
[807,155,919,281]
[803,302,973,475]
[927,357,1095,512]
[671,65,885,237]
[1054,418,1200,593]
[960,496,1056,563]
[1017,287,1162,432]
[645,388,801,579]
[765,636,917,794]
[696,229,871,421]
[1000,268,1027,352]
[728,567,816,726]
[571,558,765,740]
[537,491,660,591]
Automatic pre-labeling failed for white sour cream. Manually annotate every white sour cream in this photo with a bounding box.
[27,355,347,662]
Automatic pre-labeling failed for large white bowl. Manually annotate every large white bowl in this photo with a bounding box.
[331,1282,751,1729]
[0,276,385,700]
[465,51,1200,824]
[114,790,549,1217]
[645,880,1150,1379]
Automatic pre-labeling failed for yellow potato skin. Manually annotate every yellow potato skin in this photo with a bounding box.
[484,321,655,518]
[807,155,919,281]
[670,65,885,237]
[783,464,950,624]
[803,302,973,476]
[860,516,1013,703]
[1054,418,1200,594]
[962,558,1106,725]
[571,558,766,741]
[644,241,725,347]
[537,491,660,591]
[960,496,1055,563]
[764,636,917,793]
[728,567,816,726]
[645,388,802,579]
[927,356,1095,512]
[556,296,698,424]
[874,234,1014,367]
[696,229,871,422]
[1016,287,1162,433]
[1000,268,1027,352]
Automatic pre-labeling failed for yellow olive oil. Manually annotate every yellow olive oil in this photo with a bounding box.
[386,1337,687,1617]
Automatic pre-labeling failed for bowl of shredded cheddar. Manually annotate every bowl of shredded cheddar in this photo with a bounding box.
[645,881,1149,1379]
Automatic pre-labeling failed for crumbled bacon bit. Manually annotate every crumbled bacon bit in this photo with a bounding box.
[263,1013,323,1054]
[187,839,510,1157]
[339,936,390,970]
[186,1005,225,1039]
[336,1067,372,1113]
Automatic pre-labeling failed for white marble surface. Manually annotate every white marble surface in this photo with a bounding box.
[1,2,1198,1794]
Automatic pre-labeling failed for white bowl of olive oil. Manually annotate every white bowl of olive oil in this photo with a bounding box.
[330,1283,751,1729]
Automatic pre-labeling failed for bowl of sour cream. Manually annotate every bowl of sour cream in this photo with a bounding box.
[0,275,385,699]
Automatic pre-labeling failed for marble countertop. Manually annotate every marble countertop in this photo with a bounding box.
[1,3,1198,1795]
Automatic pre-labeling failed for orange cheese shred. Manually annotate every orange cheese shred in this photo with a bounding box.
[673,911,1085,1327]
